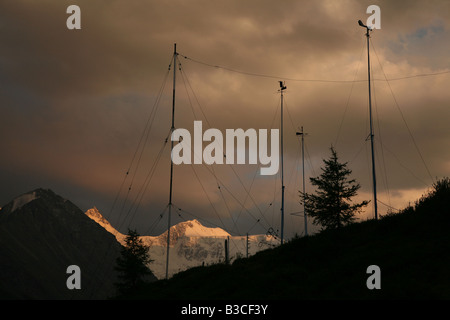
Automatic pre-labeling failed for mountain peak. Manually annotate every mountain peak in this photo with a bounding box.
[1,188,59,214]
[86,206,108,225]
[0,188,132,299]
[167,219,231,239]
[85,207,126,244]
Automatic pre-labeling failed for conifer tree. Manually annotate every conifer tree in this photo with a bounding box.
[300,147,369,230]
[114,229,152,295]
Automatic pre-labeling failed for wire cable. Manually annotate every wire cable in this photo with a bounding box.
[179,53,450,84]
[370,39,435,185]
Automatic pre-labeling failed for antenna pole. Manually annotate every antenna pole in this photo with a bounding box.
[300,127,307,236]
[296,127,308,236]
[366,29,378,220]
[166,43,177,279]
[246,233,249,258]
[280,81,286,244]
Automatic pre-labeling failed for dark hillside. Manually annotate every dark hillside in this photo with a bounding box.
[119,178,450,300]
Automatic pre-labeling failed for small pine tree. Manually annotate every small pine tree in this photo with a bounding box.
[114,229,152,295]
[300,147,369,230]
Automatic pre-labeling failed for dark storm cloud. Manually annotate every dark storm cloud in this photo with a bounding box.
[1,0,449,237]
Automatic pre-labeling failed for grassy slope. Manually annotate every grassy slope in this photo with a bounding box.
[119,180,450,300]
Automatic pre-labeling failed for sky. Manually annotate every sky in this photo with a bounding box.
[1,0,449,239]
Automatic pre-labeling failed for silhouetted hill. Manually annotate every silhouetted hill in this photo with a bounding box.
[118,178,450,300]
[0,188,155,299]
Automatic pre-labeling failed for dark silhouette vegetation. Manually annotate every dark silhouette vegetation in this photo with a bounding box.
[301,147,369,230]
[114,177,450,299]
[114,229,153,295]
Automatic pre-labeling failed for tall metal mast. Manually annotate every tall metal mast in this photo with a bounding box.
[296,126,308,236]
[166,43,178,279]
[279,81,287,244]
[358,20,378,220]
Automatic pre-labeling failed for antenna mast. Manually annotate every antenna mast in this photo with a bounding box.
[296,127,308,236]
[279,81,287,244]
[166,43,178,279]
[358,20,378,220]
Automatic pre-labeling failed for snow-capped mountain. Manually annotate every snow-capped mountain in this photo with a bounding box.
[85,207,280,279]
[0,189,138,299]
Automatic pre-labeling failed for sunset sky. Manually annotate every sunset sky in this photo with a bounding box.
[1,0,449,238]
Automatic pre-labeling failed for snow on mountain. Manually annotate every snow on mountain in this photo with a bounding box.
[11,191,38,212]
[174,219,231,238]
[85,207,280,279]
[85,207,127,244]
